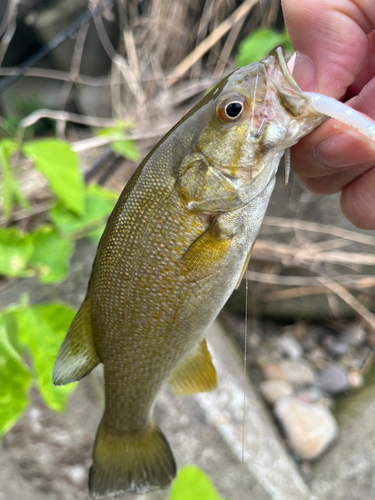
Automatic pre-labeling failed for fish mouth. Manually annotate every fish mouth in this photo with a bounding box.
[262,47,312,118]
[273,47,302,93]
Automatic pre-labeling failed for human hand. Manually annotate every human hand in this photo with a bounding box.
[282,0,375,229]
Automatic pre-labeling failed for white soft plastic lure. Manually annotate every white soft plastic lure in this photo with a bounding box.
[275,47,375,183]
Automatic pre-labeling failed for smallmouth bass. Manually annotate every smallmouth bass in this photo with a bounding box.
[53,49,335,498]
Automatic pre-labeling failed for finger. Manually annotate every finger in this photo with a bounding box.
[340,167,375,229]
[291,77,375,178]
[282,0,373,96]
[347,31,375,98]
[291,125,375,178]
[298,163,374,195]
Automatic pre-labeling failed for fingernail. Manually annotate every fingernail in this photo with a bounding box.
[314,129,375,168]
[292,52,316,92]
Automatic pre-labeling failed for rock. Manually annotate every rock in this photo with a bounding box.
[318,364,349,394]
[63,465,86,485]
[275,335,303,359]
[257,360,285,380]
[323,336,350,358]
[266,360,315,387]
[274,396,338,461]
[347,369,364,389]
[340,324,366,347]
[306,346,327,369]
[294,387,325,404]
[259,379,294,404]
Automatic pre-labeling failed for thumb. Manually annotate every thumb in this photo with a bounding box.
[282,0,373,97]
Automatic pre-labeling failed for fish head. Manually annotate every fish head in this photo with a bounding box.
[178,48,327,214]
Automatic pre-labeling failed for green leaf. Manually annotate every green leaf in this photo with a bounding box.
[112,139,140,162]
[29,225,75,284]
[236,28,286,67]
[0,227,33,277]
[50,184,117,239]
[0,139,29,220]
[96,120,134,137]
[0,322,32,436]
[15,304,77,412]
[169,465,225,500]
[23,139,84,215]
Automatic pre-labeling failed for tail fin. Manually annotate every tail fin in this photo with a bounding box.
[89,421,177,498]
[53,296,100,386]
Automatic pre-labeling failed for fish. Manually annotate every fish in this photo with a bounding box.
[53,48,329,499]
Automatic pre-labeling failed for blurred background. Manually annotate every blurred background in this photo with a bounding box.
[1,1,375,499]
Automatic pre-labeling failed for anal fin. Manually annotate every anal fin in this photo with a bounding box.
[53,296,100,385]
[168,339,217,395]
[179,221,232,282]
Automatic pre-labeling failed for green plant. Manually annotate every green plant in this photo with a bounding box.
[236,26,293,67]
[0,299,77,436]
[169,465,226,500]
[0,128,139,435]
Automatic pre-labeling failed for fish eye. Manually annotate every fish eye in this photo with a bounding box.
[225,102,243,118]
[216,95,247,123]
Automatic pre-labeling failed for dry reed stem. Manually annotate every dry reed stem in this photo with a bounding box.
[21,110,115,129]
[316,279,375,332]
[0,67,111,85]
[253,240,375,267]
[166,0,259,87]
[246,271,375,289]
[263,216,375,247]
[0,0,18,66]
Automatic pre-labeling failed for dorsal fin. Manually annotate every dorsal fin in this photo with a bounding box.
[53,296,100,385]
[168,338,217,395]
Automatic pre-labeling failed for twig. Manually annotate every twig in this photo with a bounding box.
[20,109,115,129]
[245,271,375,288]
[0,0,116,94]
[58,21,90,112]
[93,12,147,121]
[253,240,375,267]
[0,0,19,66]
[213,12,247,78]
[317,278,375,331]
[263,286,332,301]
[0,0,12,38]
[0,67,111,86]
[263,216,375,247]
[166,0,259,87]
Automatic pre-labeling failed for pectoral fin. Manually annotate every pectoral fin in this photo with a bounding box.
[53,296,100,385]
[179,221,232,282]
[168,338,217,395]
[235,241,256,289]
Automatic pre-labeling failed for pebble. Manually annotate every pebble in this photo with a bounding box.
[259,379,294,404]
[306,346,327,369]
[259,359,315,387]
[318,364,349,394]
[64,465,86,484]
[340,324,366,347]
[274,396,338,460]
[347,369,364,389]
[294,386,325,404]
[275,335,303,359]
[323,335,350,358]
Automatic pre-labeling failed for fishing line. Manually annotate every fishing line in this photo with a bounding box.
[242,72,259,460]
